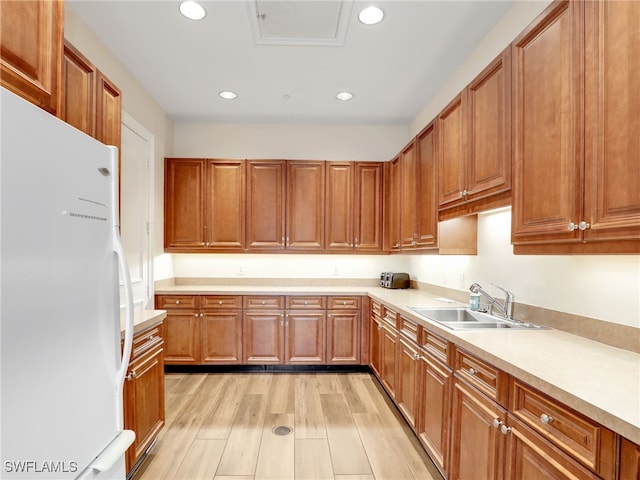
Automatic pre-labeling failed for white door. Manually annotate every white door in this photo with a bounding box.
[120,112,154,317]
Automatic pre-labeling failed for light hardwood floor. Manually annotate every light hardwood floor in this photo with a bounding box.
[132,372,444,480]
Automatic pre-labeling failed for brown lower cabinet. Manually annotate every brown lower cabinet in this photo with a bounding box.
[156,294,363,366]
[368,301,628,480]
[122,323,165,475]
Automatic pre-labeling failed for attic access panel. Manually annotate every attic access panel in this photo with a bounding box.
[247,0,354,46]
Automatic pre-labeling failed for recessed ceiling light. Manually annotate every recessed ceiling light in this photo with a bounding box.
[336,91,354,101]
[359,6,384,25]
[219,90,238,100]
[179,1,206,21]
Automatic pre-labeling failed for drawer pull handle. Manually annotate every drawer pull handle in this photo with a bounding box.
[125,371,136,381]
[468,367,477,376]
[175,300,180,305]
[500,425,511,435]
[218,300,223,305]
[492,419,503,429]
[413,352,420,360]
[540,413,554,425]
[377,323,383,330]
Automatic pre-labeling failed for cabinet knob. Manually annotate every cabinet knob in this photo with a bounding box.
[377,323,383,330]
[540,413,554,425]
[175,300,180,304]
[500,425,512,435]
[218,300,223,305]
[125,371,136,381]
[304,301,308,305]
[492,419,503,429]
[468,367,477,376]
[413,352,420,360]
[567,222,578,231]
[578,221,590,231]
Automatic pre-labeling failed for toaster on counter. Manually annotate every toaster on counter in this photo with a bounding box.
[379,272,410,289]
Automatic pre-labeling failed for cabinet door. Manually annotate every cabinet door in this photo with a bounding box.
[387,155,402,251]
[619,437,640,480]
[163,311,200,364]
[415,122,438,248]
[438,92,467,208]
[325,162,354,250]
[327,310,360,364]
[380,323,398,397]
[286,161,325,250]
[400,141,418,249]
[285,311,325,364]
[504,416,601,480]
[243,311,284,364]
[354,162,383,251]
[205,160,245,250]
[0,0,62,114]
[246,160,285,250]
[584,0,640,243]
[369,313,383,378]
[164,159,206,249]
[467,47,511,202]
[60,41,96,136]
[512,0,583,244]
[395,336,420,430]
[449,379,506,480]
[417,353,452,477]
[201,311,242,364]
[124,344,165,472]
[95,71,122,152]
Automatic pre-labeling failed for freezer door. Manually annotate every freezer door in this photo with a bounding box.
[0,88,126,478]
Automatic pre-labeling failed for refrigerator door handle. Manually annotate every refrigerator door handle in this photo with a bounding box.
[81,430,135,477]
[114,227,134,393]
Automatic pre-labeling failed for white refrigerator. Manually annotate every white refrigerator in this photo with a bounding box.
[0,87,135,479]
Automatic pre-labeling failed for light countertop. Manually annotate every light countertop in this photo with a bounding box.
[155,283,640,444]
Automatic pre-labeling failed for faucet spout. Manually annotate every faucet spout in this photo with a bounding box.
[468,283,514,319]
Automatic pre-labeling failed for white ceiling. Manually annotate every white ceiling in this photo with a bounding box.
[68,0,515,125]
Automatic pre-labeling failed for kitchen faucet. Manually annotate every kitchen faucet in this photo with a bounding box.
[469,283,514,319]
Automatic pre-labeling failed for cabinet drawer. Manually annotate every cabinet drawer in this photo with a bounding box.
[382,306,398,328]
[509,379,617,477]
[155,295,199,309]
[421,330,450,366]
[244,295,284,309]
[371,300,382,317]
[454,348,508,406]
[201,295,243,309]
[130,325,163,361]
[286,295,326,309]
[327,296,361,310]
[398,315,420,343]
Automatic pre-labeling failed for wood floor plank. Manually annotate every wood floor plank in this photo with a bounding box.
[315,373,342,394]
[215,393,267,476]
[337,374,379,414]
[391,432,443,480]
[197,374,251,439]
[254,413,295,479]
[180,374,228,417]
[267,373,295,414]
[295,438,334,480]
[164,373,185,394]
[172,438,226,480]
[246,372,274,394]
[360,375,406,437]
[352,412,415,480]
[134,413,203,480]
[334,476,376,480]
[294,375,326,438]
[171,372,207,395]
[320,393,372,476]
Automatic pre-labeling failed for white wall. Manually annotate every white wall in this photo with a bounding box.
[172,254,408,279]
[173,122,409,161]
[412,209,640,328]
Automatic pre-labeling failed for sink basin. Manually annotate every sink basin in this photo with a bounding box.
[407,306,548,330]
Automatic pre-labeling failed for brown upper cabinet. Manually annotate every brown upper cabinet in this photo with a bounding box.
[246,159,286,250]
[60,41,122,152]
[386,155,403,251]
[512,0,639,253]
[438,47,512,219]
[286,161,325,250]
[0,0,63,115]
[164,158,245,251]
[326,162,384,252]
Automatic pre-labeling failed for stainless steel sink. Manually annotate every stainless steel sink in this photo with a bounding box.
[407,306,548,330]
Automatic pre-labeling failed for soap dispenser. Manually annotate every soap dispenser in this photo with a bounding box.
[470,291,481,311]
